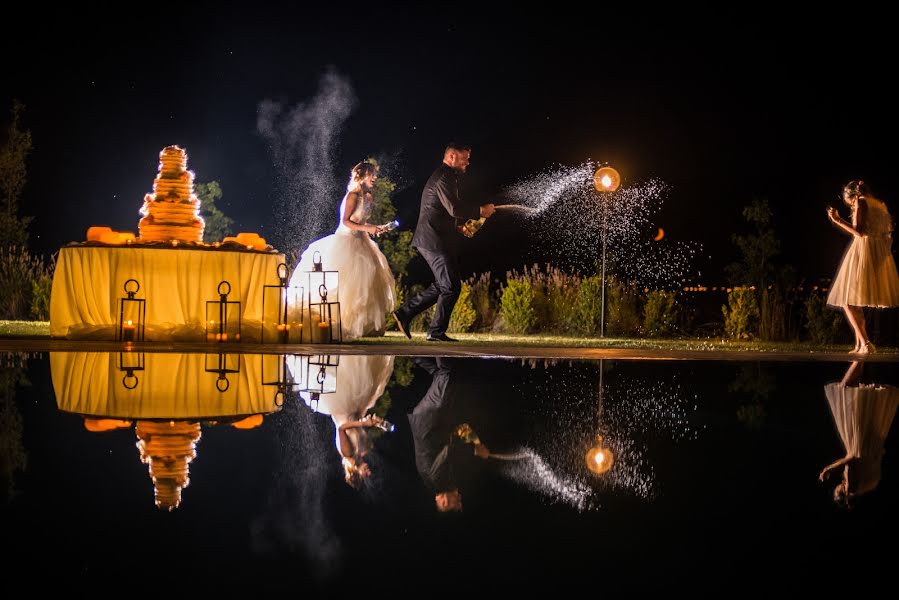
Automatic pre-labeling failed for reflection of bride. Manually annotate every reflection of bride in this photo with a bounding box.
[288,161,396,340]
[819,361,899,505]
[291,355,395,488]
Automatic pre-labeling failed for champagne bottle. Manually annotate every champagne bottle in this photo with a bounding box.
[458,217,486,238]
[454,423,481,444]
[375,219,399,235]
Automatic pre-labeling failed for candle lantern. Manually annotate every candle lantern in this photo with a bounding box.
[261,263,290,343]
[309,283,342,344]
[116,279,146,342]
[206,280,241,342]
[304,251,339,343]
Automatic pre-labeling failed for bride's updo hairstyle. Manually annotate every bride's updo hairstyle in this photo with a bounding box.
[347,161,378,191]
[843,180,871,202]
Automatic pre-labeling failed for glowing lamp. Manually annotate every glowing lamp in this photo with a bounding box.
[593,166,621,192]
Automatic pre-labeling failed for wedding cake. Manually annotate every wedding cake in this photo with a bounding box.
[138,145,205,243]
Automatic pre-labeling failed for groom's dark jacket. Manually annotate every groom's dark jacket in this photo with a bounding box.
[411,164,480,254]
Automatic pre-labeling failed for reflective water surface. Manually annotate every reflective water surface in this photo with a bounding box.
[1,351,896,591]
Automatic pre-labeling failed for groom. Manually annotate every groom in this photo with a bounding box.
[393,143,495,342]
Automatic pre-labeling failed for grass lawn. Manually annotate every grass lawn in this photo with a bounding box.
[0,320,50,338]
[1,321,893,355]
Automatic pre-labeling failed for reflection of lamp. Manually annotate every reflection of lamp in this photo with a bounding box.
[586,359,615,476]
[261,263,291,343]
[593,165,621,338]
[117,351,145,390]
[585,435,615,475]
[204,353,240,392]
[116,279,146,342]
[206,280,241,342]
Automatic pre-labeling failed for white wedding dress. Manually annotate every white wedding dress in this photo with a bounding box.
[827,197,899,308]
[289,192,396,339]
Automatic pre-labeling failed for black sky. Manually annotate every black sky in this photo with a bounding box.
[3,6,897,284]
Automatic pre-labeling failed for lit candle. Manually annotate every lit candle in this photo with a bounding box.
[315,320,330,343]
[122,320,136,342]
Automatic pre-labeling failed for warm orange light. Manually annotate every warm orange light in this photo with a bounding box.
[585,435,614,475]
[593,166,621,192]
[84,418,132,432]
[231,414,264,429]
[653,227,665,241]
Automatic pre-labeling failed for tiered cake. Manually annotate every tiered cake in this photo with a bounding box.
[138,145,205,243]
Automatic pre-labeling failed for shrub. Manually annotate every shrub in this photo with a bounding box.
[643,290,679,337]
[500,277,538,334]
[722,287,759,339]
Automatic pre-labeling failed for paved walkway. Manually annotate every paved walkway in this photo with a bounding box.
[1,338,896,362]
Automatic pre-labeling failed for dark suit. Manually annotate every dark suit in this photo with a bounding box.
[397,164,480,337]
[408,357,463,493]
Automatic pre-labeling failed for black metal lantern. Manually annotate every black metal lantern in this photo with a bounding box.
[204,352,240,392]
[117,350,145,390]
[206,280,241,342]
[261,263,290,343]
[304,251,339,342]
[309,283,342,344]
[116,278,146,342]
[287,283,306,344]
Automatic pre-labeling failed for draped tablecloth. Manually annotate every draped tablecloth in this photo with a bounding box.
[49,246,286,341]
[51,352,283,419]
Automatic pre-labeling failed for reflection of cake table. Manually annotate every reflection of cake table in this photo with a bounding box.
[49,145,284,341]
[51,351,284,510]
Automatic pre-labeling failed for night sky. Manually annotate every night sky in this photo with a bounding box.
[4,7,897,285]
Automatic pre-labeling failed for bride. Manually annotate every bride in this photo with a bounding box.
[290,161,396,339]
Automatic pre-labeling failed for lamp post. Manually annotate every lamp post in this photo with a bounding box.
[593,165,621,338]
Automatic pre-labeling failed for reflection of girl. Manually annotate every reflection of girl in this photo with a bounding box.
[826,180,899,354]
[289,162,396,339]
[819,361,899,505]
[297,355,395,488]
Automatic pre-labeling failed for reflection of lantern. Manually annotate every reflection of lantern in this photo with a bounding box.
[304,251,340,343]
[116,279,146,342]
[301,354,339,411]
[593,165,621,192]
[262,353,307,408]
[204,353,240,392]
[261,263,290,343]
[206,281,241,342]
[117,351,145,390]
[585,435,614,475]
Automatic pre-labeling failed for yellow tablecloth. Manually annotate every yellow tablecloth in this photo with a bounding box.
[51,352,284,419]
[49,246,285,341]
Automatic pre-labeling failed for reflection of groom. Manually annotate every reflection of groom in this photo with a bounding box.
[393,143,496,342]
[408,357,490,512]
